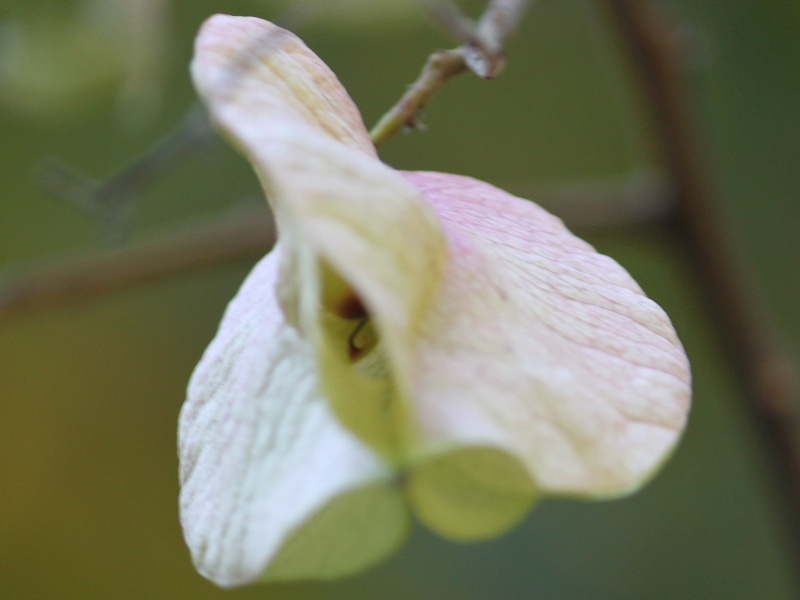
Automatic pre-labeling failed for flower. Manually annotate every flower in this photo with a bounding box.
[178,15,691,587]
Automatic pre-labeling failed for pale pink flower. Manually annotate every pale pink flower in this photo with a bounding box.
[178,15,691,587]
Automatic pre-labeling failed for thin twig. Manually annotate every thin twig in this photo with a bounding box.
[370,0,532,146]
[605,0,800,570]
[369,49,468,146]
[0,203,273,322]
[40,104,216,241]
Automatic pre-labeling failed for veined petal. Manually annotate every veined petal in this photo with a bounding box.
[191,14,375,156]
[191,15,448,456]
[178,247,410,586]
[399,172,691,537]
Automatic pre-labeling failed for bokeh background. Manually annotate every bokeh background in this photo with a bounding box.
[1,0,799,598]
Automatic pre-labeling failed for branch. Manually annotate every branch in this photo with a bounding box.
[506,169,676,232]
[40,104,216,241]
[0,202,273,322]
[0,169,668,321]
[605,0,800,565]
[369,0,533,146]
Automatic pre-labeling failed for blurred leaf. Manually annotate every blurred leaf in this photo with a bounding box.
[0,0,167,126]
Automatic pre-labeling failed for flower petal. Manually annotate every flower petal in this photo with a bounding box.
[178,247,410,585]
[406,446,539,540]
[399,172,691,531]
[191,14,375,156]
[191,15,448,456]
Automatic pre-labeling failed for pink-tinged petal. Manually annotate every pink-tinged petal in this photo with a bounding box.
[178,246,410,585]
[191,15,448,454]
[398,172,691,535]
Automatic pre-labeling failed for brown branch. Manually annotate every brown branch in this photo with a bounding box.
[0,202,273,322]
[506,169,676,232]
[369,0,532,146]
[0,169,667,322]
[605,0,800,566]
[5,158,678,321]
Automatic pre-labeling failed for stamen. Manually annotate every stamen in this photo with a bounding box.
[348,319,377,361]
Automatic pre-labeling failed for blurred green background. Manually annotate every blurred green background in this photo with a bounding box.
[1,0,798,598]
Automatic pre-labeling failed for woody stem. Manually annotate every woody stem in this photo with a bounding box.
[369,0,533,147]
[606,0,800,570]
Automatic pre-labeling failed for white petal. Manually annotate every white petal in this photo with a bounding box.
[191,15,448,454]
[191,14,376,156]
[178,246,409,585]
[398,172,691,534]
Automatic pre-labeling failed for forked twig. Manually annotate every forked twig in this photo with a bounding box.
[39,105,215,241]
[369,0,533,146]
[0,203,272,322]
